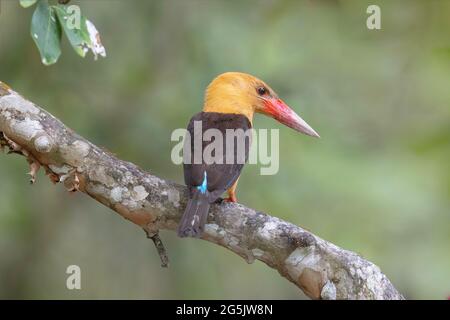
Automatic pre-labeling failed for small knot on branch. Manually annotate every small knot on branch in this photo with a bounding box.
[34,135,54,153]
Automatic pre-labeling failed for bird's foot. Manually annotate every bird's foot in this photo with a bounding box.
[223,195,237,203]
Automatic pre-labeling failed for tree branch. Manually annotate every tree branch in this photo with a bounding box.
[0,81,404,300]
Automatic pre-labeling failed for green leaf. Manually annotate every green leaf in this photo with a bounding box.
[20,0,38,8]
[30,0,62,65]
[54,4,90,57]
[54,4,106,60]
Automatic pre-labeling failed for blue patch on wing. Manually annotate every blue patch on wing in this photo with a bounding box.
[197,171,208,194]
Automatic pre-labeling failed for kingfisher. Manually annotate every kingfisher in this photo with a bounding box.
[178,72,319,237]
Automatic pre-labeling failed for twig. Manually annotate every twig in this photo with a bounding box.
[145,230,169,268]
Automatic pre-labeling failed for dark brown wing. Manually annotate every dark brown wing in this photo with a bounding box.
[183,112,251,202]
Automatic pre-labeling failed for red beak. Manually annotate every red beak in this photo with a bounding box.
[263,98,320,138]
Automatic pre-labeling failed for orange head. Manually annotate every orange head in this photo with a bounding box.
[203,72,319,137]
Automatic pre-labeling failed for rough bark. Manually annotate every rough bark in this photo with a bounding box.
[0,81,404,300]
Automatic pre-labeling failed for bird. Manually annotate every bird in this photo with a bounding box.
[178,72,319,238]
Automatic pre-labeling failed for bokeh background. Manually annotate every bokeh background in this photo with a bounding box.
[0,0,449,299]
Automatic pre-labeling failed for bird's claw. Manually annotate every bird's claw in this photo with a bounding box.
[214,197,237,204]
[214,197,225,204]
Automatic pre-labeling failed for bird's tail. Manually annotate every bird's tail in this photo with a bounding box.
[177,189,210,238]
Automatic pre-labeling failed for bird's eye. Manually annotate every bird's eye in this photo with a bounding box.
[257,86,268,96]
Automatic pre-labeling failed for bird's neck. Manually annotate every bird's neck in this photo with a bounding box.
[203,97,254,124]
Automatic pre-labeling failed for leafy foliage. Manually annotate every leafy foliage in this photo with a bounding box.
[24,0,106,65]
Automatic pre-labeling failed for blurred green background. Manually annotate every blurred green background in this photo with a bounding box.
[0,0,449,299]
